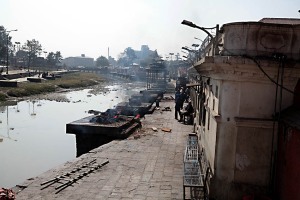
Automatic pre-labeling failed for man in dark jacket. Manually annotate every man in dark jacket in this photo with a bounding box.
[175,89,183,120]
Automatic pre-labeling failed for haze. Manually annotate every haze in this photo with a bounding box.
[0,0,299,59]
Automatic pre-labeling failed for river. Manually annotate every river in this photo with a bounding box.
[0,81,146,188]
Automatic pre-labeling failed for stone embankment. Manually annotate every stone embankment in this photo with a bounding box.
[13,94,194,200]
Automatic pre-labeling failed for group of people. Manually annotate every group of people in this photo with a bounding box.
[174,87,194,123]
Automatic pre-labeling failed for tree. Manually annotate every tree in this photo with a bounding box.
[46,52,56,66]
[108,56,116,66]
[117,54,129,67]
[46,51,63,69]
[124,47,136,65]
[0,26,14,66]
[96,56,109,67]
[22,39,42,71]
[139,50,160,68]
[116,47,137,67]
[0,26,7,65]
[54,51,62,68]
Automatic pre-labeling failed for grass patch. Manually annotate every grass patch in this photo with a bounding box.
[57,79,98,89]
[1,72,107,99]
[7,84,56,97]
[54,72,105,89]
[0,92,7,101]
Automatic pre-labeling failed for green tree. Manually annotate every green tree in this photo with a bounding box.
[54,51,62,68]
[96,56,109,67]
[0,26,15,66]
[0,26,7,65]
[46,51,63,69]
[46,52,56,66]
[23,39,42,71]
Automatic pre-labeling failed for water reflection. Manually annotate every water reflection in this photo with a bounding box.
[0,83,146,188]
[0,102,18,143]
[0,106,18,143]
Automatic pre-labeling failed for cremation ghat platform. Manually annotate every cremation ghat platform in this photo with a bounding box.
[66,114,141,157]
[116,102,154,116]
[66,114,139,138]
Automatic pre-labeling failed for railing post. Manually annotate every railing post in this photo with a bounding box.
[214,24,220,56]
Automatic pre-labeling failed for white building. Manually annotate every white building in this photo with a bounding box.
[61,54,94,68]
[188,18,300,199]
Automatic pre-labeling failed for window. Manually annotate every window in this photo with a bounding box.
[215,85,219,98]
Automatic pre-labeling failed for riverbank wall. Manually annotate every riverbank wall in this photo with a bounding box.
[13,91,194,199]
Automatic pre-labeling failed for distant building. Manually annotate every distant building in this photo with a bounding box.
[134,45,155,61]
[61,54,94,68]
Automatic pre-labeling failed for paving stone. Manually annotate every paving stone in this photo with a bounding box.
[133,194,147,200]
[14,97,194,200]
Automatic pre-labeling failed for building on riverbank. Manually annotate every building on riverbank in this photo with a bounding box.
[61,54,94,68]
[187,18,300,199]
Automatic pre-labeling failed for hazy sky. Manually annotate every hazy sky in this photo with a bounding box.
[0,0,299,60]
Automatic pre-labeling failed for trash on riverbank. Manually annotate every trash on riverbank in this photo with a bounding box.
[152,127,158,131]
[0,187,15,200]
[162,107,171,111]
[134,135,141,139]
[161,127,172,132]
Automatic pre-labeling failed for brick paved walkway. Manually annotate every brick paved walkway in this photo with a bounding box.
[14,97,193,200]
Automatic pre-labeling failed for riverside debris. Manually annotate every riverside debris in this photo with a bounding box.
[40,159,109,193]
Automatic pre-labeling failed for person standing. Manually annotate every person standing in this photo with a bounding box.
[175,89,182,120]
[180,88,186,107]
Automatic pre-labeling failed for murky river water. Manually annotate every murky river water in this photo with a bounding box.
[0,82,146,188]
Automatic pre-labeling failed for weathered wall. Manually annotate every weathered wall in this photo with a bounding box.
[192,39,300,199]
[276,126,300,200]
[209,76,296,199]
[209,80,239,199]
[234,126,272,186]
[221,22,300,60]
[239,82,293,118]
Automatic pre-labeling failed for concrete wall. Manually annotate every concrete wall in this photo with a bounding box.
[276,125,300,200]
[210,77,297,199]
[188,18,300,199]
[234,126,273,186]
[191,55,300,199]
[199,78,220,172]
[208,79,277,199]
[220,22,300,60]
[209,80,239,198]
[239,82,293,118]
